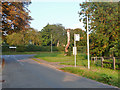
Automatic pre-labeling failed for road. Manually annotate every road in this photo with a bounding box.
[2,55,117,88]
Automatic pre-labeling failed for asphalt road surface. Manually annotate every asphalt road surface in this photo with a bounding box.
[2,55,117,88]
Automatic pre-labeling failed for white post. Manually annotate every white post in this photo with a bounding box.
[51,34,52,53]
[87,14,90,69]
[74,34,76,67]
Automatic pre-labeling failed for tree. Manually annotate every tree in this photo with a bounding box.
[41,24,66,46]
[24,28,42,45]
[70,28,87,46]
[6,28,42,46]
[79,2,119,57]
[2,1,32,39]
[64,29,70,56]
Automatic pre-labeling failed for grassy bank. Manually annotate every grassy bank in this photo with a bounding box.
[60,67,119,88]
[34,51,74,62]
[34,52,119,88]
[34,51,87,63]
[3,51,119,87]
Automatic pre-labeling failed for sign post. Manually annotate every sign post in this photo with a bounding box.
[73,34,80,67]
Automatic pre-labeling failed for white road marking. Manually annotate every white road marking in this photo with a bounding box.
[17,60,24,66]
[12,55,24,66]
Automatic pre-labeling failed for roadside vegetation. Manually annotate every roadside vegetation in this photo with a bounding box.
[34,52,120,88]
[1,1,119,88]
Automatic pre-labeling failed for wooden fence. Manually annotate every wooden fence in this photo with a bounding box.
[91,57,120,70]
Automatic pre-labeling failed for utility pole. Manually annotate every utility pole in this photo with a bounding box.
[51,34,52,53]
[80,0,90,69]
[74,34,76,67]
[86,0,90,69]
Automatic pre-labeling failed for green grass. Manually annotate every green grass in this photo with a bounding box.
[34,51,87,63]
[3,51,119,87]
[34,52,119,87]
[61,67,119,88]
[34,52,74,62]
[104,59,120,63]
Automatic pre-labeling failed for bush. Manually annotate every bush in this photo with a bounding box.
[16,46,26,52]
[98,74,113,85]
[25,44,38,51]
[2,45,65,52]
[77,46,86,53]
[57,46,65,51]
[2,46,9,52]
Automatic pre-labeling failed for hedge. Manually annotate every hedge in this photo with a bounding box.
[2,45,86,53]
[2,45,64,52]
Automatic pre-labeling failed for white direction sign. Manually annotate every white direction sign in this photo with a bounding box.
[73,47,77,55]
[74,34,80,41]
[9,46,16,49]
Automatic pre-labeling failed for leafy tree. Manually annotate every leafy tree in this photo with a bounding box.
[79,2,119,57]
[2,1,32,39]
[24,28,42,45]
[41,24,66,46]
[41,24,51,46]
[6,28,42,46]
[70,28,87,47]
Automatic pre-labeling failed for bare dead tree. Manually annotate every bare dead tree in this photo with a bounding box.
[64,29,70,56]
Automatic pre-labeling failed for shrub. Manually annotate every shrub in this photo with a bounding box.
[16,46,26,52]
[98,74,113,85]
[2,46,9,52]
[57,46,65,51]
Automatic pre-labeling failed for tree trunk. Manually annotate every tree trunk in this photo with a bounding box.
[57,40,59,47]
[64,29,70,56]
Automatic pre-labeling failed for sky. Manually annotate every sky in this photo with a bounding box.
[28,0,86,31]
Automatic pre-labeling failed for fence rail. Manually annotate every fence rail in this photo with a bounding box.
[91,57,120,70]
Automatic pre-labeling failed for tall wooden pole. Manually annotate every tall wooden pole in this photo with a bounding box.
[51,34,52,53]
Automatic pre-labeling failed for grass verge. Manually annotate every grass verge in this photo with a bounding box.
[60,67,119,88]
[34,52,74,62]
[34,52,119,88]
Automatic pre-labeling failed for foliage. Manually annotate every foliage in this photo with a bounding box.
[41,24,67,46]
[6,28,42,46]
[93,59,120,70]
[34,52,73,62]
[61,67,119,87]
[16,46,26,52]
[2,2,32,38]
[2,45,9,52]
[79,2,119,57]
[98,74,113,85]
[2,45,64,52]
[70,28,87,46]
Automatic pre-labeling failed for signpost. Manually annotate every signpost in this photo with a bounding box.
[9,47,16,49]
[9,46,17,52]
[73,34,80,67]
